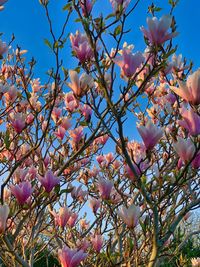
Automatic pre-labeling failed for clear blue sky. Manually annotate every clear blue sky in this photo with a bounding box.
[1,0,200,78]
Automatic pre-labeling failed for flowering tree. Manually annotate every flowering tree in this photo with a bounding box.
[0,0,199,266]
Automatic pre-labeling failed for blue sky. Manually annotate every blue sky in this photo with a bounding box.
[1,0,200,76]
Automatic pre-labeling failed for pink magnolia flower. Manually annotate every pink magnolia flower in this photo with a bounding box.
[110,0,131,13]
[55,126,66,140]
[173,137,195,163]
[192,153,200,169]
[191,258,200,267]
[0,204,9,233]
[171,69,200,105]
[91,234,103,253]
[10,181,33,205]
[51,207,71,228]
[58,246,87,267]
[69,126,84,144]
[26,113,34,124]
[68,70,93,97]
[80,104,92,121]
[64,92,79,112]
[67,212,78,227]
[97,177,114,200]
[10,113,26,134]
[179,107,200,136]
[70,31,93,63]
[141,15,178,45]
[39,170,60,193]
[71,185,87,202]
[137,121,163,150]
[4,85,17,103]
[51,107,62,123]
[80,0,93,16]
[114,46,144,78]
[61,117,71,130]
[89,198,101,214]
[30,78,42,93]
[0,40,8,55]
[117,204,140,228]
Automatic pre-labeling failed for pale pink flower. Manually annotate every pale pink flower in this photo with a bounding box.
[67,212,78,227]
[69,126,84,144]
[10,181,33,205]
[110,0,131,12]
[58,246,87,267]
[97,177,114,200]
[10,113,26,133]
[171,69,200,105]
[117,204,140,228]
[51,107,62,123]
[80,104,92,121]
[91,234,103,253]
[30,78,42,93]
[0,40,8,55]
[141,15,178,45]
[179,107,200,136]
[4,85,17,103]
[39,170,60,193]
[191,258,200,267]
[173,137,195,163]
[89,198,101,214]
[71,185,87,202]
[70,31,93,62]
[55,126,66,140]
[0,204,9,233]
[68,70,93,97]
[61,117,71,130]
[114,47,144,78]
[80,0,93,16]
[137,121,163,150]
[26,113,34,124]
[51,207,71,228]
[64,92,79,112]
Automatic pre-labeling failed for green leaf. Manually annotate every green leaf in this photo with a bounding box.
[44,38,52,49]
[62,3,72,11]
[79,121,89,126]
[114,25,122,36]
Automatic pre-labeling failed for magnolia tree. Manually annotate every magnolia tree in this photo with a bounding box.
[0,0,199,266]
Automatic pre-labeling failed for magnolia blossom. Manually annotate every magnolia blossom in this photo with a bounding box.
[69,126,84,144]
[80,0,93,16]
[54,126,66,140]
[110,0,131,13]
[171,69,200,105]
[141,15,177,45]
[0,40,8,55]
[97,177,114,200]
[191,258,200,267]
[174,137,195,163]
[68,70,93,97]
[91,234,103,253]
[0,204,9,233]
[64,92,79,112]
[114,46,144,78]
[89,198,101,214]
[10,113,26,134]
[58,246,87,267]
[80,104,92,121]
[70,31,93,62]
[179,107,200,136]
[39,170,60,193]
[137,121,163,150]
[67,212,78,227]
[51,207,71,228]
[117,204,140,228]
[10,181,33,205]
